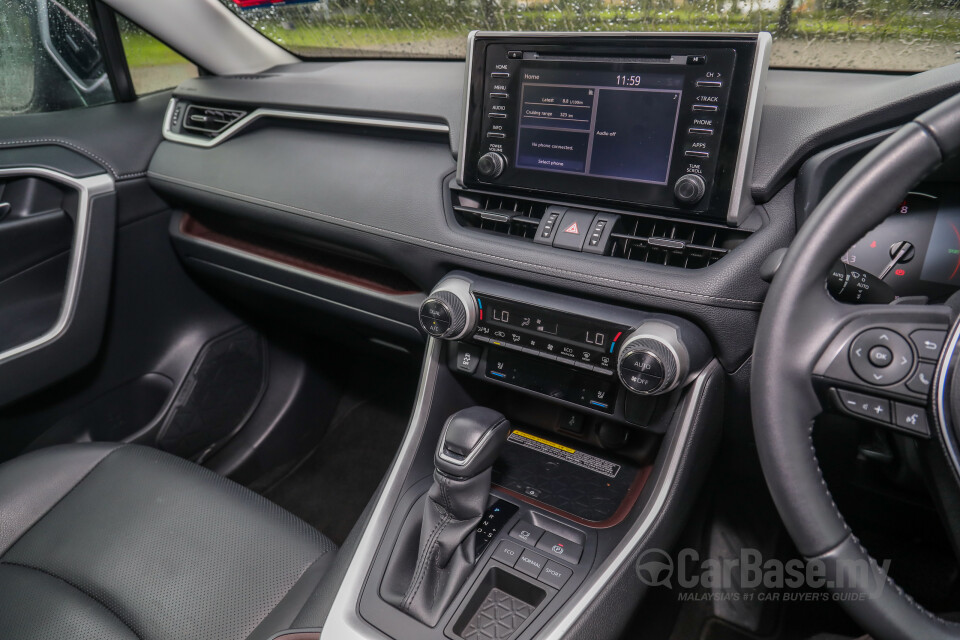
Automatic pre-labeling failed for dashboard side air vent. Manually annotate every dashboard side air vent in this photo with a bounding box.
[182,104,248,137]
[609,215,751,269]
[451,186,546,241]
[450,183,751,269]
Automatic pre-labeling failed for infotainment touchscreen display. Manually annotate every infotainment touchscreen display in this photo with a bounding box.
[459,33,771,223]
[515,66,683,185]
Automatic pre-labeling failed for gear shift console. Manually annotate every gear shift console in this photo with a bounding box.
[382,407,510,626]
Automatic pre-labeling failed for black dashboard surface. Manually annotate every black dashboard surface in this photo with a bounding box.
[148,58,960,370]
[170,60,960,199]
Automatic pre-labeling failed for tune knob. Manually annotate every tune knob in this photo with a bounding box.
[477,152,506,179]
[419,278,477,340]
[617,322,691,395]
[673,173,706,205]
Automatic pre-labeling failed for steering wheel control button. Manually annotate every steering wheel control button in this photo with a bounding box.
[536,532,583,564]
[893,402,930,436]
[836,389,891,424]
[909,329,947,361]
[868,346,893,367]
[538,561,573,589]
[849,329,913,385]
[509,521,544,546]
[906,362,936,395]
[515,550,548,579]
[492,541,524,568]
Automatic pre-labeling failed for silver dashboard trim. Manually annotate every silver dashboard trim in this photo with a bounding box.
[320,338,441,640]
[162,99,450,149]
[728,31,771,225]
[319,339,715,639]
[455,31,772,227]
[456,30,479,188]
[0,168,114,365]
[539,360,714,638]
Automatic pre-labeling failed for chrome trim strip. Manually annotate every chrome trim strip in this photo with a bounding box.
[162,99,450,148]
[0,168,114,364]
[455,30,478,187]
[455,31,771,227]
[320,339,441,640]
[319,343,715,639]
[934,317,960,475]
[728,31,771,226]
[540,361,713,638]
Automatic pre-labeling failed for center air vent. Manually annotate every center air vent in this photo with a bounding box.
[608,217,749,269]
[182,104,248,137]
[451,189,546,240]
[450,184,750,269]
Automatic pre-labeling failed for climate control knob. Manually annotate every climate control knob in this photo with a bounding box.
[419,278,477,340]
[477,152,506,179]
[617,322,691,395]
[673,173,706,205]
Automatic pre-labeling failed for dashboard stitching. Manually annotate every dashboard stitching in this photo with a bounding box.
[149,171,764,309]
[0,139,149,181]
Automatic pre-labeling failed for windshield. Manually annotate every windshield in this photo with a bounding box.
[218,0,958,72]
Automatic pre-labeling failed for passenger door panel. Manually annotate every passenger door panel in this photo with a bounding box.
[0,161,115,406]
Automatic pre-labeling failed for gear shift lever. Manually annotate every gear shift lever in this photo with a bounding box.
[382,407,510,626]
[435,406,509,478]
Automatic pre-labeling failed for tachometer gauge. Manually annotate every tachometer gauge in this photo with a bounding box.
[839,189,960,301]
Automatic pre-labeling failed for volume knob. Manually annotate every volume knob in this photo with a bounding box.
[477,152,506,179]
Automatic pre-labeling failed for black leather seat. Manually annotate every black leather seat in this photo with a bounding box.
[0,443,337,640]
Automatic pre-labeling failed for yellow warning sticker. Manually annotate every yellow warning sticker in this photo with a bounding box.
[508,430,621,478]
[511,430,575,453]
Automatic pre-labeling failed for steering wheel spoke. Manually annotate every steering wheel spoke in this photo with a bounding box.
[812,301,951,437]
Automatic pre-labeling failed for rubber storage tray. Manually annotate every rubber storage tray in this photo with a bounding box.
[452,567,546,640]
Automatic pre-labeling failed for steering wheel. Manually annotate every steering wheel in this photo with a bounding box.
[752,94,960,639]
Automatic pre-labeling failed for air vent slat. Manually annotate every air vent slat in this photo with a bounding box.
[452,188,547,240]
[182,104,248,137]
[450,185,750,268]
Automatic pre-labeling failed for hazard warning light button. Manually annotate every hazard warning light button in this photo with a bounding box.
[552,209,598,251]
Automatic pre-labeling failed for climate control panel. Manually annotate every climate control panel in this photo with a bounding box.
[419,273,712,425]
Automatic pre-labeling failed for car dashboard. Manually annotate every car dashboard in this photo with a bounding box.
[138,32,960,640]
